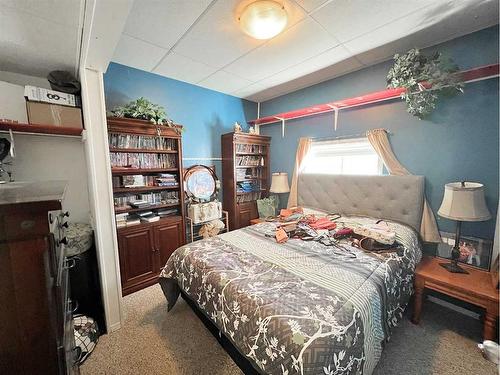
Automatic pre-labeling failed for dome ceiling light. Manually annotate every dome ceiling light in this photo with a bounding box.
[239,1,288,40]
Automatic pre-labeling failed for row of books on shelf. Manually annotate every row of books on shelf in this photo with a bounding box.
[236,169,263,180]
[115,208,179,228]
[236,180,261,193]
[110,152,177,169]
[114,191,179,208]
[112,173,178,188]
[236,191,262,203]
[109,133,177,150]
[235,143,265,153]
[236,155,264,166]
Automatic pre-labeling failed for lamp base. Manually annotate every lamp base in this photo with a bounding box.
[440,262,469,274]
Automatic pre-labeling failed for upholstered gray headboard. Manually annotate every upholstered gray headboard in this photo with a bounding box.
[298,174,424,231]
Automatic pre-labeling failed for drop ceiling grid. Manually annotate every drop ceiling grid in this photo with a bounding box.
[188,0,350,94]
[112,0,343,94]
[110,0,499,101]
[163,0,314,90]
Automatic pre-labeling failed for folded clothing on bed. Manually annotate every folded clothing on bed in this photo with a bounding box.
[353,221,396,245]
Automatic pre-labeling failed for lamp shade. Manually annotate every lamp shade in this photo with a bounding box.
[270,172,290,193]
[438,182,491,222]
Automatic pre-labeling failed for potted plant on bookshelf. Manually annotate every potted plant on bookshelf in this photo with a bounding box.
[109,97,183,132]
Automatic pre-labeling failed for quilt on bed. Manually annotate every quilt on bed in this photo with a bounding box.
[159,217,422,375]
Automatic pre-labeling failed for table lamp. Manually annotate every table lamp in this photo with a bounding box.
[270,172,290,212]
[438,181,491,274]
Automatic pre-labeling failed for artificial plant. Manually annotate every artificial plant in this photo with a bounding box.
[387,48,464,119]
[110,97,170,125]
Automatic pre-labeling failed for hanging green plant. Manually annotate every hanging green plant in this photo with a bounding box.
[387,48,464,119]
[110,97,169,125]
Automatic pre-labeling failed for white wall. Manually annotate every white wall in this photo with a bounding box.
[0,76,90,223]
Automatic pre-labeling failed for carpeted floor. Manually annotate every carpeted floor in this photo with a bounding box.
[82,284,496,375]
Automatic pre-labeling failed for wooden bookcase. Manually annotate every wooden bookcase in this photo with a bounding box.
[221,132,271,231]
[107,117,186,296]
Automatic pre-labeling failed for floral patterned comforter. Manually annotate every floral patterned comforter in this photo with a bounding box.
[159,217,422,375]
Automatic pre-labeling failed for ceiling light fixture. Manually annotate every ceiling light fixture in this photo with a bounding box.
[239,1,288,40]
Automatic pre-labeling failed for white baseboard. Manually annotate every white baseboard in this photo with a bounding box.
[108,321,122,333]
[427,295,480,320]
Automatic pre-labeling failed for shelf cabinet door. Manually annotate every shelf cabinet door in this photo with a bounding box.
[117,227,156,293]
[237,201,258,229]
[154,220,183,271]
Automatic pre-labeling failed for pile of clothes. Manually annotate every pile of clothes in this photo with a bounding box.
[268,207,402,256]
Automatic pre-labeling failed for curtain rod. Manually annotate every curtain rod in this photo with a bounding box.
[312,129,392,142]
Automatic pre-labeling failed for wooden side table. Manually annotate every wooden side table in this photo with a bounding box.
[412,256,499,340]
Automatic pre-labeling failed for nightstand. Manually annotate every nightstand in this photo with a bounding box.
[250,218,265,225]
[412,256,499,340]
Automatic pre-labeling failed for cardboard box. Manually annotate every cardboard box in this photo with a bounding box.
[24,85,78,107]
[26,101,83,128]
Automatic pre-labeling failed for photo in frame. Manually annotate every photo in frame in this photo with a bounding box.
[437,231,493,271]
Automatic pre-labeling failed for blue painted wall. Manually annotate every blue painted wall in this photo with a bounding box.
[103,62,257,176]
[259,26,499,240]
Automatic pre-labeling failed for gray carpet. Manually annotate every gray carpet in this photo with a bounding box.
[82,284,497,375]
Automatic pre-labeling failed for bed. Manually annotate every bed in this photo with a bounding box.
[159,174,425,375]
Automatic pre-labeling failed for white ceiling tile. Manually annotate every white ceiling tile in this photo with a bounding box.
[112,34,167,72]
[173,0,307,69]
[123,0,213,49]
[312,0,436,43]
[231,81,271,98]
[260,44,353,87]
[344,0,499,62]
[247,56,363,101]
[198,70,253,94]
[294,0,330,12]
[0,6,78,76]
[0,0,82,27]
[153,52,217,83]
[224,18,338,81]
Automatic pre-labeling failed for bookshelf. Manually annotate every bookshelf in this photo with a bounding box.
[107,117,186,296]
[221,132,271,230]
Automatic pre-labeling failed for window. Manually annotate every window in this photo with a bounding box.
[302,138,383,175]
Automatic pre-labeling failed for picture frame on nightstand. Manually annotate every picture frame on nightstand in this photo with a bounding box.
[437,231,493,271]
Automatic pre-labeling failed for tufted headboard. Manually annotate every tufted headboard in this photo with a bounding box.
[297,174,425,231]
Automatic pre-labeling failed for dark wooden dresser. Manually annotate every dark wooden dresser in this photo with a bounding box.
[0,181,80,374]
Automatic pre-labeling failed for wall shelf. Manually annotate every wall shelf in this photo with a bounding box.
[248,64,500,127]
[0,121,83,137]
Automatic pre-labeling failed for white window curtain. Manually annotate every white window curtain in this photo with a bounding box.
[367,128,441,243]
[287,137,312,208]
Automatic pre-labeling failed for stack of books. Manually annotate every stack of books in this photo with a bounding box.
[156,173,178,187]
[157,208,177,217]
[116,213,129,228]
[123,175,145,188]
[115,213,141,228]
[130,200,150,209]
[138,211,160,223]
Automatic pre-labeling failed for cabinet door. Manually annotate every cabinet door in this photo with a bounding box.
[238,202,258,229]
[154,221,183,271]
[117,227,156,293]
